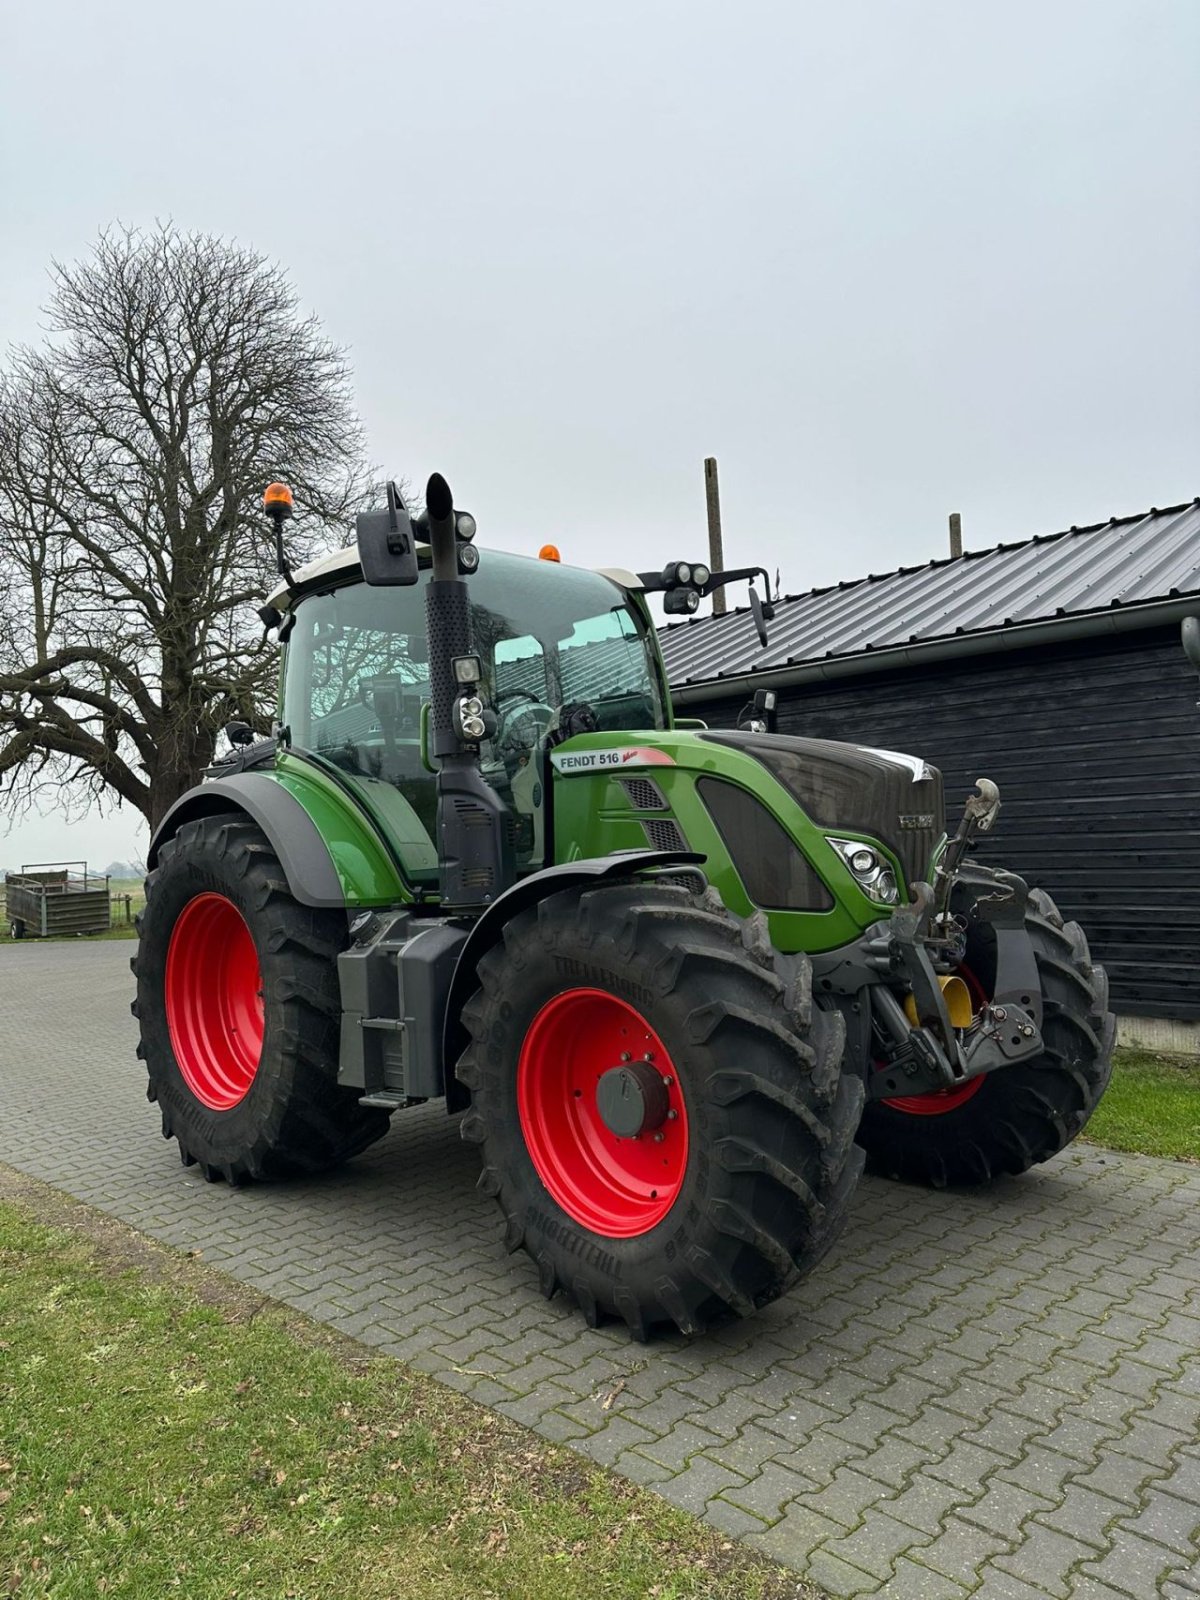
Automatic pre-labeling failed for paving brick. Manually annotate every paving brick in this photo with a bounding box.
[875,1471,973,1536]
[991,1521,1105,1598]
[822,1507,935,1582]
[1116,1484,1200,1559]
[704,1495,770,1540]
[721,1460,820,1523]
[612,1448,672,1487]
[958,1476,1052,1540]
[852,1433,933,1491]
[801,1545,880,1600]
[909,1513,1014,1586]
[1037,1482,1129,1550]
[802,1466,895,1530]
[769,1430,872,1490]
[653,1453,749,1515]
[1077,1529,1184,1598]
[749,1502,850,1567]
[636,1420,724,1473]
[924,1438,1009,1496]
[882,1556,971,1599]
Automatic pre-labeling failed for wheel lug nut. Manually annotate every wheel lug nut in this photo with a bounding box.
[666,1109,678,1120]
[620,1052,631,1062]
[643,1051,655,1062]
[653,1132,664,1143]
[661,1075,674,1087]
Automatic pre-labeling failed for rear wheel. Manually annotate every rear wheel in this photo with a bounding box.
[133,814,389,1183]
[857,883,1116,1186]
[456,881,864,1338]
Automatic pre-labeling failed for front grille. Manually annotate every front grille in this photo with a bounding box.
[702,730,944,895]
[698,777,834,911]
[642,818,689,852]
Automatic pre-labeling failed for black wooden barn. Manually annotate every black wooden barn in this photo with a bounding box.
[658,500,1200,1041]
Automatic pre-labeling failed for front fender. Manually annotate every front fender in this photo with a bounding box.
[442,849,705,1111]
[148,775,345,908]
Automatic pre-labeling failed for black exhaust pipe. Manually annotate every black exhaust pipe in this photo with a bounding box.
[422,473,514,912]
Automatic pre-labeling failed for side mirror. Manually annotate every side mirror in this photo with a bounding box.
[1183,617,1200,673]
[356,480,419,586]
[749,585,770,648]
[224,720,255,748]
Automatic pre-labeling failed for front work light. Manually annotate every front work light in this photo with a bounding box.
[452,655,482,685]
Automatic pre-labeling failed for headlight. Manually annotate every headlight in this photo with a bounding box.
[828,837,900,905]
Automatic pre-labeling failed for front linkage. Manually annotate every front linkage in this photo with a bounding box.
[815,780,1045,1102]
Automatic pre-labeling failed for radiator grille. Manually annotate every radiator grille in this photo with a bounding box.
[620,777,669,811]
[642,818,689,852]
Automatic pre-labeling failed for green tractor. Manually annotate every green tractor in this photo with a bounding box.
[134,473,1115,1338]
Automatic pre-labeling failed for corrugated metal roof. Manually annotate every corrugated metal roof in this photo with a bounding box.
[658,500,1200,690]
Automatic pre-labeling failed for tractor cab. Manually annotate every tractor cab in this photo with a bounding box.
[275,546,668,887]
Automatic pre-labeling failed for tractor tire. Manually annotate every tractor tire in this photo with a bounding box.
[132,814,389,1183]
[455,880,864,1339]
[856,881,1116,1187]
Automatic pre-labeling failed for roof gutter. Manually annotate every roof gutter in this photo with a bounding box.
[669,596,1200,705]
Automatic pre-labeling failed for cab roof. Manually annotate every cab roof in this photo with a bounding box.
[266,546,642,611]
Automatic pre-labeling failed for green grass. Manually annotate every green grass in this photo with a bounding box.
[0,1177,808,1600]
[1083,1048,1200,1163]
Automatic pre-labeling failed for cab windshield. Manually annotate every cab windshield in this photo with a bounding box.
[282,550,665,882]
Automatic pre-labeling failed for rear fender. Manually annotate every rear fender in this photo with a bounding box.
[442,849,704,1112]
[147,775,345,908]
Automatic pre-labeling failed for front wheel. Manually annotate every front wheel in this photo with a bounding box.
[857,883,1116,1187]
[456,881,864,1338]
[133,814,389,1183]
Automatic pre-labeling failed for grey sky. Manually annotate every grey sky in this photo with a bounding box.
[2,0,1198,866]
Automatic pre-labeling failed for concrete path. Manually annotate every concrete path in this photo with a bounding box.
[1,941,1198,1598]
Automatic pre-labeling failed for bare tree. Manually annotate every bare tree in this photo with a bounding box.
[0,225,370,829]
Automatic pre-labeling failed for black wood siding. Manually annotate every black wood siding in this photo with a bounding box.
[684,626,1200,1019]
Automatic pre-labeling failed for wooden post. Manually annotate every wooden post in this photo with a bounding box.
[704,457,726,616]
[949,512,963,560]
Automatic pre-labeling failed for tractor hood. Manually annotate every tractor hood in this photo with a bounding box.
[700,730,946,895]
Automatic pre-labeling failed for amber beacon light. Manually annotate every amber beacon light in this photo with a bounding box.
[538,543,561,562]
[263,481,294,519]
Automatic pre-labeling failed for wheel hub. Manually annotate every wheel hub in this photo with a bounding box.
[516,987,689,1237]
[595,1060,669,1138]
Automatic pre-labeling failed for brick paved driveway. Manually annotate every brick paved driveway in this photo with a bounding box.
[1,941,1198,1598]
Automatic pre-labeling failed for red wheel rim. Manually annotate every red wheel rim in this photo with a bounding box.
[165,893,264,1111]
[517,988,688,1238]
[880,964,988,1116]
